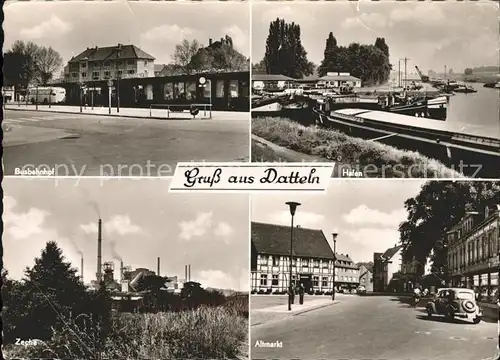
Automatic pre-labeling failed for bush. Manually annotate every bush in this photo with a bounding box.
[252,117,462,178]
[4,307,248,360]
[257,290,265,294]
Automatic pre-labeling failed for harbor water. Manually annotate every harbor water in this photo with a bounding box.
[446,84,499,138]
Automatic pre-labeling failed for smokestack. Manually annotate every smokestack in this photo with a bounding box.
[81,257,84,283]
[120,261,124,281]
[157,257,160,276]
[96,218,103,283]
[188,264,191,282]
[185,265,187,282]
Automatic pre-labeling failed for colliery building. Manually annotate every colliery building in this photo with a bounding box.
[251,222,359,294]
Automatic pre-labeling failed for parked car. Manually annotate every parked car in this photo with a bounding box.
[426,288,482,324]
[357,285,367,295]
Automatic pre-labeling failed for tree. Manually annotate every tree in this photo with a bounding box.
[374,37,390,59]
[464,68,473,76]
[3,242,89,342]
[135,275,170,292]
[318,32,339,76]
[263,18,314,78]
[172,39,201,72]
[252,59,267,73]
[3,40,63,87]
[34,46,63,85]
[188,35,249,72]
[399,181,500,276]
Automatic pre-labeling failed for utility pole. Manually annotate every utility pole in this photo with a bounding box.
[398,60,401,88]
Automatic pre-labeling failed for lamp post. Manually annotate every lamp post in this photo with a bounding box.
[286,201,301,311]
[332,233,338,301]
[116,51,121,113]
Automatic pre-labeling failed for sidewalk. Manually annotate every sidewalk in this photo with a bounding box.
[4,104,249,121]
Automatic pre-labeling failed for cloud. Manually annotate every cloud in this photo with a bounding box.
[20,16,72,40]
[214,222,234,239]
[197,269,246,291]
[80,215,143,236]
[105,215,144,235]
[342,13,388,30]
[3,196,51,240]
[179,212,213,241]
[268,210,325,228]
[141,24,195,44]
[343,228,402,262]
[342,205,406,228]
[223,24,249,55]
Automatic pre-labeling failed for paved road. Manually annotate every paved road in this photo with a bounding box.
[251,294,497,360]
[2,110,249,176]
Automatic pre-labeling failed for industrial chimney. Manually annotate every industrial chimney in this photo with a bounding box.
[157,257,160,276]
[120,261,124,281]
[188,264,191,282]
[81,257,84,283]
[96,219,103,283]
[185,265,187,282]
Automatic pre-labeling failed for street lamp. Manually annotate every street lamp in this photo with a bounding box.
[286,201,301,311]
[332,233,338,301]
[116,51,121,113]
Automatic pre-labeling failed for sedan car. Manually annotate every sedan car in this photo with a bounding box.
[426,288,482,324]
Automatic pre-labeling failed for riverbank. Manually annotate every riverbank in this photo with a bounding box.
[252,117,463,178]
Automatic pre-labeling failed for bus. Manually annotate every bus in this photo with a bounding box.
[27,87,66,104]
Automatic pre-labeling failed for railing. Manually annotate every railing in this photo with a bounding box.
[149,103,213,119]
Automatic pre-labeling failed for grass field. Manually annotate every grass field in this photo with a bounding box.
[3,305,248,359]
[252,117,462,178]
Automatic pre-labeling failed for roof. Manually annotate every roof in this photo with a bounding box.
[319,75,361,82]
[252,74,295,82]
[295,75,321,83]
[69,44,155,63]
[251,222,334,260]
[380,245,403,261]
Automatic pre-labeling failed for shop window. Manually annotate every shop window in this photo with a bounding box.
[313,276,319,287]
[229,80,239,98]
[216,80,225,98]
[272,275,279,286]
[163,83,173,100]
[146,84,153,100]
[186,82,196,100]
[321,277,328,287]
[174,82,185,100]
[260,274,267,286]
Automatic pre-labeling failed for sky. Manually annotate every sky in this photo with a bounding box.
[4,1,250,68]
[252,1,499,73]
[3,178,249,291]
[252,180,428,264]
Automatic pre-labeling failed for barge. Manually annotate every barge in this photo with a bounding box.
[314,107,500,177]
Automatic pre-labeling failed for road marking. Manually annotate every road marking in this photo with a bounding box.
[450,336,467,340]
[415,331,431,335]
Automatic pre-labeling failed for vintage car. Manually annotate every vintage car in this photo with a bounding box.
[357,285,367,295]
[426,288,482,324]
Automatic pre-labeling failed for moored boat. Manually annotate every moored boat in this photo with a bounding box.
[454,85,477,93]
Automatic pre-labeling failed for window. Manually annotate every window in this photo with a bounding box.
[117,71,123,77]
[313,276,319,287]
[313,260,320,268]
[216,80,225,98]
[103,62,111,67]
[128,70,135,75]
[174,82,185,99]
[322,277,328,287]
[163,83,173,100]
[272,257,279,266]
[72,72,78,78]
[92,72,99,79]
[186,82,196,101]
[81,72,87,78]
[229,80,239,98]
[272,274,279,286]
[104,71,110,78]
[203,80,211,99]
[81,63,87,68]
[116,61,123,66]
[127,59,135,65]
[302,259,309,267]
[292,259,297,267]
[240,80,249,97]
[260,274,267,286]
[323,261,328,268]
[146,84,153,100]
